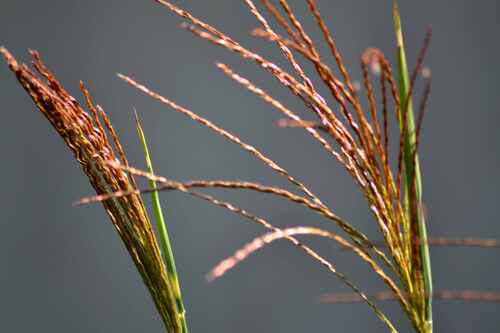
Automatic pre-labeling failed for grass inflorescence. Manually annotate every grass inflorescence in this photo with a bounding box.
[0,47,187,333]
[110,0,435,331]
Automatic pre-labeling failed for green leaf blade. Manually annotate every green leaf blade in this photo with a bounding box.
[393,2,433,332]
[135,111,188,333]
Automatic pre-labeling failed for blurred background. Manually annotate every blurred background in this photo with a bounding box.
[1,0,499,332]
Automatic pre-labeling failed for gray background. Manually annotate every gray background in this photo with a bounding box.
[1,0,499,332]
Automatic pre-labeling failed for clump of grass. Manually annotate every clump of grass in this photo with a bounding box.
[3,1,500,333]
[0,47,187,333]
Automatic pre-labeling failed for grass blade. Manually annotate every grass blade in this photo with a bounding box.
[135,111,188,333]
[393,2,433,332]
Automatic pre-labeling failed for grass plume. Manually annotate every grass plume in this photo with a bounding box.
[0,47,186,333]
[108,1,475,331]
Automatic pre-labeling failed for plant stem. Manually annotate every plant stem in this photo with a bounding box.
[136,111,188,333]
[393,2,433,332]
